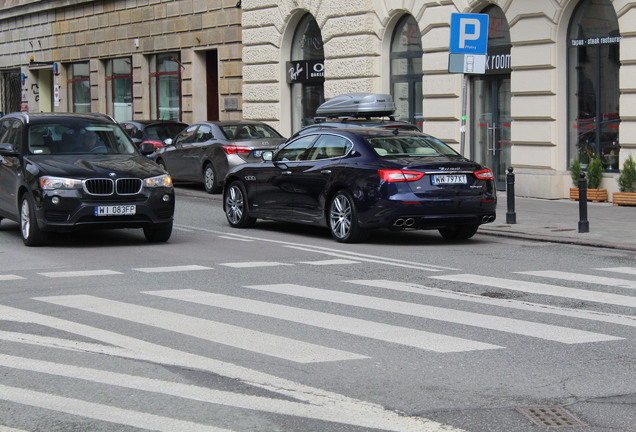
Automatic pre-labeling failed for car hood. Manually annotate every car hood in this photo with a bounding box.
[29,154,166,179]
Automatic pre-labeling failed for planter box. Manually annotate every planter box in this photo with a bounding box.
[612,192,636,206]
[569,188,608,202]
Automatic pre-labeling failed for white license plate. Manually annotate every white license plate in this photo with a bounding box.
[95,205,136,216]
[432,174,467,185]
[252,150,262,157]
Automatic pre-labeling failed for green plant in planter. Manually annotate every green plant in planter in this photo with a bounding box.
[618,155,636,193]
[586,157,603,189]
[570,158,581,187]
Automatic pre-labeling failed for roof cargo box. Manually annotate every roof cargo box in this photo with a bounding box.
[315,93,396,118]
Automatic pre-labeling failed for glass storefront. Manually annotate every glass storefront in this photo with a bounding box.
[390,15,423,128]
[289,14,324,133]
[150,53,181,121]
[567,0,621,171]
[471,5,511,190]
[106,58,133,122]
[67,62,90,113]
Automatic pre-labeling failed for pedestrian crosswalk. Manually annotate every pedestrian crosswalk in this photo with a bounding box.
[0,265,634,431]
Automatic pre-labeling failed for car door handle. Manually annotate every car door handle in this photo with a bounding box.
[282,170,292,175]
[320,169,332,174]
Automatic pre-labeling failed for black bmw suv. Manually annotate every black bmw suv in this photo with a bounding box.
[0,112,175,246]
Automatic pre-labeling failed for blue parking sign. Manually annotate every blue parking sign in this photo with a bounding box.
[450,13,489,54]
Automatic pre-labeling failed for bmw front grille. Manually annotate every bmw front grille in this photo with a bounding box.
[83,178,143,196]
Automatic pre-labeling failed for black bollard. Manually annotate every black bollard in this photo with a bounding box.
[506,167,516,224]
[578,172,589,233]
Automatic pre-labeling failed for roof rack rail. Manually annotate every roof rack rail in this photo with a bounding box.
[315,93,396,119]
[90,112,117,123]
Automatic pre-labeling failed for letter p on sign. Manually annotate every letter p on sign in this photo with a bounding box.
[459,18,480,48]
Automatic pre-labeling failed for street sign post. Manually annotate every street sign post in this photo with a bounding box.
[448,13,489,155]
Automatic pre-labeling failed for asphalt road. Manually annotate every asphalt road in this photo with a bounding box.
[0,183,634,432]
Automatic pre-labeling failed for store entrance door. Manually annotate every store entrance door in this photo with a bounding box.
[472,75,511,190]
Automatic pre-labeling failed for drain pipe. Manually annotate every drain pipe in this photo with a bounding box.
[506,167,516,224]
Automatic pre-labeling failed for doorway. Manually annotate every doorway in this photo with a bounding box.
[472,75,511,190]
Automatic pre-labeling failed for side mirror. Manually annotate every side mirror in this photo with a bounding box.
[0,143,18,156]
[164,138,173,146]
[262,150,273,161]
[139,142,156,155]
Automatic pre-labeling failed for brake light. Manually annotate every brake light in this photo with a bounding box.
[378,169,425,182]
[474,169,494,180]
[222,145,251,155]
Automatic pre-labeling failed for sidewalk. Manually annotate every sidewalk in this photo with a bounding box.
[480,193,636,251]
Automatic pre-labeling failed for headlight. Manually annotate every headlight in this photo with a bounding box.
[39,176,82,190]
[144,174,173,188]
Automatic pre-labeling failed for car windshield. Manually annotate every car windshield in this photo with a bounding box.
[145,124,186,141]
[366,135,460,157]
[220,124,283,140]
[28,121,138,155]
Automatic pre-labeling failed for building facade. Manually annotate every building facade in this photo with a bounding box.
[1,0,634,200]
[0,0,243,124]
[241,0,635,199]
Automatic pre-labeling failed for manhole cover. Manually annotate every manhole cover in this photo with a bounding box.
[517,406,587,427]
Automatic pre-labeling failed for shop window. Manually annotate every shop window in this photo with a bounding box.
[289,14,324,133]
[150,53,181,121]
[390,15,423,128]
[106,58,132,121]
[567,0,621,171]
[67,62,90,113]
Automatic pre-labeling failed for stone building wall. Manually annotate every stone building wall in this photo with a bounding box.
[0,0,243,123]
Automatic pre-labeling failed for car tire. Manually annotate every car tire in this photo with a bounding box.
[328,190,368,243]
[143,221,173,243]
[203,162,221,194]
[20,194,47,246]
[224,181,256,228]
[438,224,479,240]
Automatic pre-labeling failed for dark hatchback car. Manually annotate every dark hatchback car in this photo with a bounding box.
[120,120,188,149]
[223,128,496,243]
[0,112,175,246]
[152,120,286,193]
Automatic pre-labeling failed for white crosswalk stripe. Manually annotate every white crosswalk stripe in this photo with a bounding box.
[132,264,213,273]
[516,270,636,289]
[38,269,123,278]
[34,294,366,363]
[0,275,24,281]
[241,283,620,344]
[598,266,636,276]
[145,289,501,353]
[431,274,636,308]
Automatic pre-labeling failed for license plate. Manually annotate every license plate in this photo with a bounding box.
[252,150,263,157]
[95,205,136,216]
[432,174,467,185]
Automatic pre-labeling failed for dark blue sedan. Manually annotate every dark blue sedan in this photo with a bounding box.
[222,128,496,243]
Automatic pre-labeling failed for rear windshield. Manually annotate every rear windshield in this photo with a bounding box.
[28,121,138,155]
[366,135,460,157]
[145,124,187,141]
[220,124,283,140]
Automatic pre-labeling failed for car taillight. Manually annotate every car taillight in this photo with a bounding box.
[378,169,425,182]
[474,169,494,180]
[222,145,251,155]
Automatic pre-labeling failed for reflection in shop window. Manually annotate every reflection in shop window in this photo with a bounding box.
[567,0,621,171]
[150,53,181,121]
[67,62,90,113]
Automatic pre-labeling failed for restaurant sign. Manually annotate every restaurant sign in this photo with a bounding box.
[570,35,622,47]
[286,60,325,84]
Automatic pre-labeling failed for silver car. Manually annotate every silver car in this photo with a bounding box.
[151,121,286,193]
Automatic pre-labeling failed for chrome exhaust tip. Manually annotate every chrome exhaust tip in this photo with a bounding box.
[404,218,415,227]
